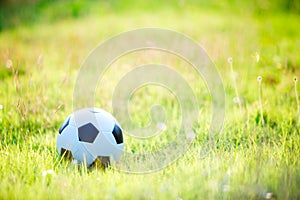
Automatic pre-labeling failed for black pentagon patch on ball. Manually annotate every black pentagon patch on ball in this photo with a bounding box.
[89,156,110,169]
[78,123,99,143]
[59,116,70,134]
[90,110,100,113]
[112,124,123,144]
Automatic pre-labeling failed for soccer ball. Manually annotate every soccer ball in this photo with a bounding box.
[56,107,124,167]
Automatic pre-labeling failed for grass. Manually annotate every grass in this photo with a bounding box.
[0,1,300,199]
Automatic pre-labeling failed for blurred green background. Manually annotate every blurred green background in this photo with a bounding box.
[1,0,300,31]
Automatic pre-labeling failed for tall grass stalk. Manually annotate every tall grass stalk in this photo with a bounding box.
[228,57,242,113]
[294,77,299,122]
[257,76,264,125]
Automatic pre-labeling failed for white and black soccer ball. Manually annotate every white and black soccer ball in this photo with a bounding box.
[56,107,124,167]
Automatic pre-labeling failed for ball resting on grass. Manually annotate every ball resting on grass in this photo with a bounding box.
[56,107,124,168]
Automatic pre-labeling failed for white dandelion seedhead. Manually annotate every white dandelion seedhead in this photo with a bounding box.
[257,76,262,82]
[0,104,3,110]
[228,57,233,63]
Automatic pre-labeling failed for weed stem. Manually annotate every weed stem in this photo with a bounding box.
[228,57,242,112]
[294,77,299,122]
[257,76,264,125]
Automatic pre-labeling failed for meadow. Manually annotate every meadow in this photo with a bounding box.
[0,0,299,199]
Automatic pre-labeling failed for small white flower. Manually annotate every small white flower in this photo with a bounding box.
[0,104,3,110]
[228,57,233,63]
[157,122,167,131]
[42,170,56,177]
[294,77,298,83]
